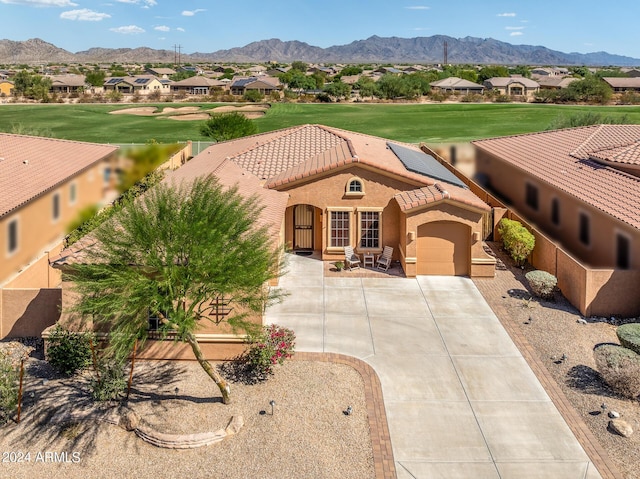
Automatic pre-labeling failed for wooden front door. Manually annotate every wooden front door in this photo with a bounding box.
[294,205,314,250]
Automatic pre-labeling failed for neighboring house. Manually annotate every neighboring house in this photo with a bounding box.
[171,76,226,95]
[48,74,86,94]
[473,125,640,316]
[621,68,640,78]
[602,77,640,92]
[103,75,168,95]
[230,76,281,96]
[0,134,118,338]
[145,67,176,78]
[430,77,484,95]
[483,77,540,99]
[374,67,404,75]
[536,77,578,90]
[248,65,267,76]
[0,80,13,97]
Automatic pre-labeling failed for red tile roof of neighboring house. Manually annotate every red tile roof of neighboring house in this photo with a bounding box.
[472,125,640,229]
[395,183,490,212]
[0,133,118,219]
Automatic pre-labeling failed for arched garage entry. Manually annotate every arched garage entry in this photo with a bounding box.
[417,221,470,275]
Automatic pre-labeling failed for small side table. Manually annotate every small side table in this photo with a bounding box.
[363,253,375,268]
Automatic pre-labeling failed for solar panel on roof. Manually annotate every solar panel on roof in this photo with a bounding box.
[135,78,147,84]
[387,142,467,189]
[107,78,121,84]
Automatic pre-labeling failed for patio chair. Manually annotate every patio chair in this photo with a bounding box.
[344,246,361,270]
[376,246,394,271]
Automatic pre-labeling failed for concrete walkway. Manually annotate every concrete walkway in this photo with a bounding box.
[265,253,602,479]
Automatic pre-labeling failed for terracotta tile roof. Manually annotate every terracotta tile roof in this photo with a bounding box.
[430,77,484,89]
[394,183,490,212]
[166,153,288,240]
[472,125,640,229]
[589,141,640,166]
[50,154,288,267]
[602,77,640,88]
[0,133,118,219]
[232,125,349,180]
[484,77,540,88]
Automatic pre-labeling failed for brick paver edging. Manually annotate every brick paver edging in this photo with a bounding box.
[473,278,624,479]
[294,352,397,479]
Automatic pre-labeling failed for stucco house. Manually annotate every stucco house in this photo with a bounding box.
[602,77,640,92]
[0,134,118,339]
[48,74,86,94]
[483,77,540,99]
[50,125,495,359]
[473,125,640,316]
[430,77,484,95]
[0,80,13,97]
[229,76,281,96]
[103,75,169,95]
[193,125,495,278]
[170,76,226,95]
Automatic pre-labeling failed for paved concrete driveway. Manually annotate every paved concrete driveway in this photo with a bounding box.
[265,254,601,479]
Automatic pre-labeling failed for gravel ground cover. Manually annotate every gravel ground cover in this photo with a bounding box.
[0,358,374,479]
[473,243,640,479]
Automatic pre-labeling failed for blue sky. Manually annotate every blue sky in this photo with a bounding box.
[1,0,639,60]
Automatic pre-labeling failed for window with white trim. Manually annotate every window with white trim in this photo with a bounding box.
[330,210,350,248]
[359,211,380,249]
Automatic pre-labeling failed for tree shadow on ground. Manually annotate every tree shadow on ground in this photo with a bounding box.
[217,357,267,386]
[566,364,615,398]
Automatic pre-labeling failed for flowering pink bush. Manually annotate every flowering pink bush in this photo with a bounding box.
[246,324,296,376]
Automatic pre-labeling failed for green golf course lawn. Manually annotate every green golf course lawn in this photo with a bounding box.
[1,102,639,144]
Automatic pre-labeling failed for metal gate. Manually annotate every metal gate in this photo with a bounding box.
[294,205,314,249]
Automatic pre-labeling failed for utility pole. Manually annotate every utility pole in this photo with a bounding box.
[443,41,448,66]
[173,44,182,68]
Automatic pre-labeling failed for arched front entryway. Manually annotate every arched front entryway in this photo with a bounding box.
[293,204,314,250]
[416,221,470,275]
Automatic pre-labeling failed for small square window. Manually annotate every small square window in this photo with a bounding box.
[349,180,362,192]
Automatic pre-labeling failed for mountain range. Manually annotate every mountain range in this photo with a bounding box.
[1,36,638,66]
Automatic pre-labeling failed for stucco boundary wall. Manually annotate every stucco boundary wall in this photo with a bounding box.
[419,144,640,318]
[0,288,62,339]
[158,141,193,171]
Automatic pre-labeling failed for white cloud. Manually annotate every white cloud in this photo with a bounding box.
[116,0,156,6]
[109,25,145,34]
[505,26,525,30]
[154,25,170,32]
[60,8,110,20]
[0,0,77,6]
[176,27,185,32]
[405,6,430,10]
[497,12,516,17]
[182,8,205,16]
[510,31,523,36]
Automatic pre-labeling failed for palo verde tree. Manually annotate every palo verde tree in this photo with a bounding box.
[66,176,284,404]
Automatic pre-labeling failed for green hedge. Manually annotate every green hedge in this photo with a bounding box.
[498,218,535,266]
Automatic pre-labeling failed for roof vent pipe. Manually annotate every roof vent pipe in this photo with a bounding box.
[23,159,29,165]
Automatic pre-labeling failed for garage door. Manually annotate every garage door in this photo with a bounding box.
[417,221,469,275]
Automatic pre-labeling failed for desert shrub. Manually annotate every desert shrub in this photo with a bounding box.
[0,353,18,424]
[243,89,264,102]
[525,270,557,299]
[460,93,483,103]
[616,323,640,355]
[90,360,127,401]
[46,325,95,376]
[148,90,162,101]
[498,218,535,266]
[494,94,512,103]
[594,344,640,399]
[246,324,296,377]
